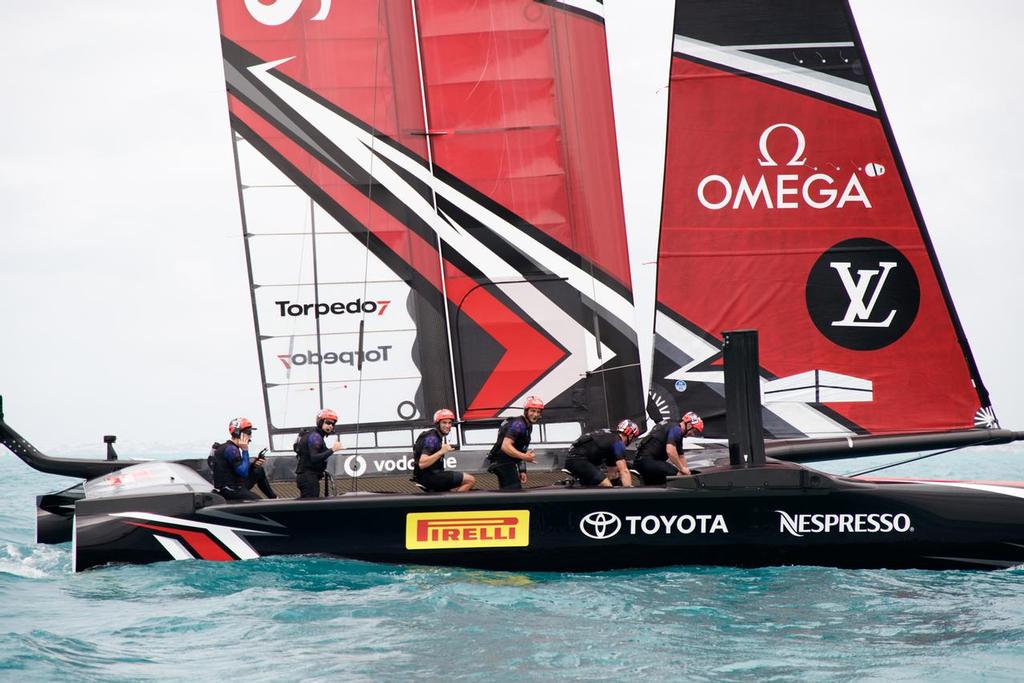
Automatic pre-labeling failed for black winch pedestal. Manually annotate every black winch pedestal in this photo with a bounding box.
[723,330,765,468]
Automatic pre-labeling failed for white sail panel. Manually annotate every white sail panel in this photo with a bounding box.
[261,330,419,385]
[235,136,428,442]
[253,283,413,337]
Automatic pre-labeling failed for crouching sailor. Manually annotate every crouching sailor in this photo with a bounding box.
[564,420,639,488]
[633,411,703,485]
[210,417,277,501]
[294,408,344,498]
[487,396,543,490]
[412,409,475,492]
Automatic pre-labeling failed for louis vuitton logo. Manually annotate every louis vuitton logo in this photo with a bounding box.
[829,261,898,328]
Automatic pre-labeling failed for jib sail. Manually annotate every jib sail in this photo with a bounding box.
[216,0,644,451]
[650,0,993,438]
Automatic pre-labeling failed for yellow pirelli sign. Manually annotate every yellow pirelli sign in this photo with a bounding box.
[405,510,530,550]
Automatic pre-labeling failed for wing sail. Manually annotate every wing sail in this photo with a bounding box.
[217,1,644,450]
[651,0,992,438]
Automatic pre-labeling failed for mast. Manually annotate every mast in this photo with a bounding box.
[408,0,462,434]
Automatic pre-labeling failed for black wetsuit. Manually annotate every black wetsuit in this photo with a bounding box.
[564,430,625,486]
[488,415,532,490]
[209,442,276,501]
[294,428,335,498]
[412,428,464,492]
[634,421,685,485]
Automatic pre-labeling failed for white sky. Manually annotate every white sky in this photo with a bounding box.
[1,1,1021,455]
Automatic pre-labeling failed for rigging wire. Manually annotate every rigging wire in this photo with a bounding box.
[844,438,1000,478]
[410,0,464,439]
[348,0,387,492]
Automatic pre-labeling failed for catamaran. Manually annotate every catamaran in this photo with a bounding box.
[5,0,1024,571]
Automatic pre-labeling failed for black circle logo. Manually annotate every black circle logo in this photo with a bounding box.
[806,238,919,351]
[397,400,419,420]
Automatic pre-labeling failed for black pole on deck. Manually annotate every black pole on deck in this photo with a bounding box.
[104,435,118,461]
[723,330,766,467]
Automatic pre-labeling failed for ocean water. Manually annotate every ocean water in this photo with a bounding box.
[3,447,1024,682]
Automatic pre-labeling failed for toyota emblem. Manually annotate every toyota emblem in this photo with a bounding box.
[579,511,622,540]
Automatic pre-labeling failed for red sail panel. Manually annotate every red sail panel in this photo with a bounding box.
[417,0,631,289]
[653,0,989,438]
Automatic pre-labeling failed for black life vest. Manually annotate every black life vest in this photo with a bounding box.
[208,441,244,489]
[568,430,623,466]
[412,428,445,480]
[292,427,314,455]
[636,421,682,461]
[488,416,532,464]
[294,427,330,475]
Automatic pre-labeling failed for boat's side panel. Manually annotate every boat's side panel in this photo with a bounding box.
[72,482,1024,571]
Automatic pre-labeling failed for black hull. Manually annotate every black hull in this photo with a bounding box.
[72,462,1024,572]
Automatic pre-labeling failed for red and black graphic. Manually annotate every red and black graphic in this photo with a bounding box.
[216,0,645,441]
[652,0,991,438]
[115,512,270,562]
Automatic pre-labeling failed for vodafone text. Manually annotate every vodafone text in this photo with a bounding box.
[377,455,456,474]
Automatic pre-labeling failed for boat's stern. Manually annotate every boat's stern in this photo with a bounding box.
[66,462,223,571]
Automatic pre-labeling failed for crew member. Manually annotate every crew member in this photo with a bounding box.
[564,419,639,488]
[294,408,344,498]
[210,417,277,501]
[487,396,543,490]
[412,409,475,492]
[633,411,703,485]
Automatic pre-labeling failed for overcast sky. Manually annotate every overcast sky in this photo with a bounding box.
[1,1,1021,455]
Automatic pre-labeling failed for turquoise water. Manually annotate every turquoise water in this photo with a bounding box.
[3,448,1024,681]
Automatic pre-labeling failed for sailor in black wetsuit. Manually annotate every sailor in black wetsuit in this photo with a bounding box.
[633,411,703,485]
[487,396,543,490]
[564,419,640,488]
[210,417,277,501]
[412,409,476,492]
[294,408,344,498]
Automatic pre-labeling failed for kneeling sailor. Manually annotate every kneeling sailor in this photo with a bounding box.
[564,420,639,488]
[412,409,475,492]
[633,411,703,485]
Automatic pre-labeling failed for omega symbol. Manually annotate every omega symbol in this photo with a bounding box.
[757,123,807,167]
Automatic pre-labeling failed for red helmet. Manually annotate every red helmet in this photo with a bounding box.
[228,417,256,437]
[316,408,338,427]
[433,408,455,424]
[616,419,640,444]
[682,411,704,434]
[524,396,545,411]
